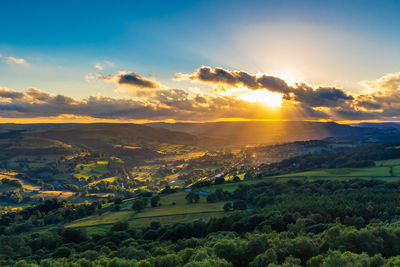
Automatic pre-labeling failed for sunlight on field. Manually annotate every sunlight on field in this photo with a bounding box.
[0,172,41,191]
[89,177,116,185]
[134,192,225,218]
[160,151,206,161]
[74,161,109,180]
[66,211,134,228]
[37,191,75,199]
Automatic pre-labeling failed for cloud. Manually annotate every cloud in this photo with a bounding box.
[101,72,162,90]
[2,67,400,122]
[290,84,354,108]
[94,64,104,70]
[0,86,326,121]
[175,66,290,93]
[176,66,353,108]
[85,73,96,83]
[361,72,400,92]
[4,56,29,66]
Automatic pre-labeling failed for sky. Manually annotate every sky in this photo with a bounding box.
[1,0,400,123]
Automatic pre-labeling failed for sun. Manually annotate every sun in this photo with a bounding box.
[238,89,283,108]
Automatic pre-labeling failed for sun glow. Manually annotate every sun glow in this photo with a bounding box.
[238,89,283,108]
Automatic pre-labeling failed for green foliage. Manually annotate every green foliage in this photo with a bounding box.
[5,179,400,266]
[185,192,200,203]
[223,202,232,212]
[132,199,145,212]
[150,195,160,207]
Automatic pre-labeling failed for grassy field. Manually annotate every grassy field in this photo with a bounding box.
[0,172,41,191]
[67,191,227,231]
[73,161,109,180]
[66,210,134,228]
[134,192,225,218]
[376,158,400,167]
[202,163,400,193]
[276,166,392,178]
[160,151,206,162]
[202,180,262,193]
[89,177,116,185]
[129,212,225,227]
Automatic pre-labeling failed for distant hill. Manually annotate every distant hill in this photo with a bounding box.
[352,122,400,129]
[27,123,215,149]
[146,121,378,145]
[0,123,218,164]
[0,123,78,132]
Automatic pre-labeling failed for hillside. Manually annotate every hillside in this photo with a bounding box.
[146,121,378,145]
[27,123,216,150]
[4,142,400,265]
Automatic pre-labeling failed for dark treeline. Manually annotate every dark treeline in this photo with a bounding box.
[4,179,400,266]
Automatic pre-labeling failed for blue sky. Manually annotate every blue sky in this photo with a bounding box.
[0,0,400,122]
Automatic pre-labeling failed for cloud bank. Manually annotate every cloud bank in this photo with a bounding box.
[0,67,400,122]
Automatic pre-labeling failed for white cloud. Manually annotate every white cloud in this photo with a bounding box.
[94,64,104,70]
[5,56,29,66]
[85,73,96,83]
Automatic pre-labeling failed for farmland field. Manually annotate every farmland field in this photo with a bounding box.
[276,166,392,178]
[73,161,109,180]
[66,191,227,232]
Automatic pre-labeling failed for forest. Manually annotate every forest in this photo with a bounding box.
[3,179,400,266]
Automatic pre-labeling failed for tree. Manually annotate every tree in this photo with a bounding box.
[214,239,238,264]
[233,176,241,182]
[154,254,181,267]
[61,228,88,243]
[151,195,160,207]
[206,194,217,203]
[114,197,123,205]
[133,199,145,212]
[185,192,200,203]
[250,248,278,267]
[214,176,225,185]
[111,221,129,232]
[224,202,233,212]
[193,193,200,203]
[233,200,247,210]
[215,188,227,200]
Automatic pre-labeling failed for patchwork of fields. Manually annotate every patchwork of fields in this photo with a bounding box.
[66,191,225,232]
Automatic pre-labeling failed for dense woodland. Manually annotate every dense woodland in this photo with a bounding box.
[2,179,400,266]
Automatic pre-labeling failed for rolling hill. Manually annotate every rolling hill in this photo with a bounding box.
[146,121,378,145]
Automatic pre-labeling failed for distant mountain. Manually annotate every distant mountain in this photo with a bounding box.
[146,121,379,145]
[352,122,400,129]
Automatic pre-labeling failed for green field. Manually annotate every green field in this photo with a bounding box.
[73,161,109,180]
[67,191,226,231]
[202,179,262,193]
[130,212,225,227]
[276,166,392,178]
[376,158,400,166]
[66,210,134,228]
[134,192,225,218]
